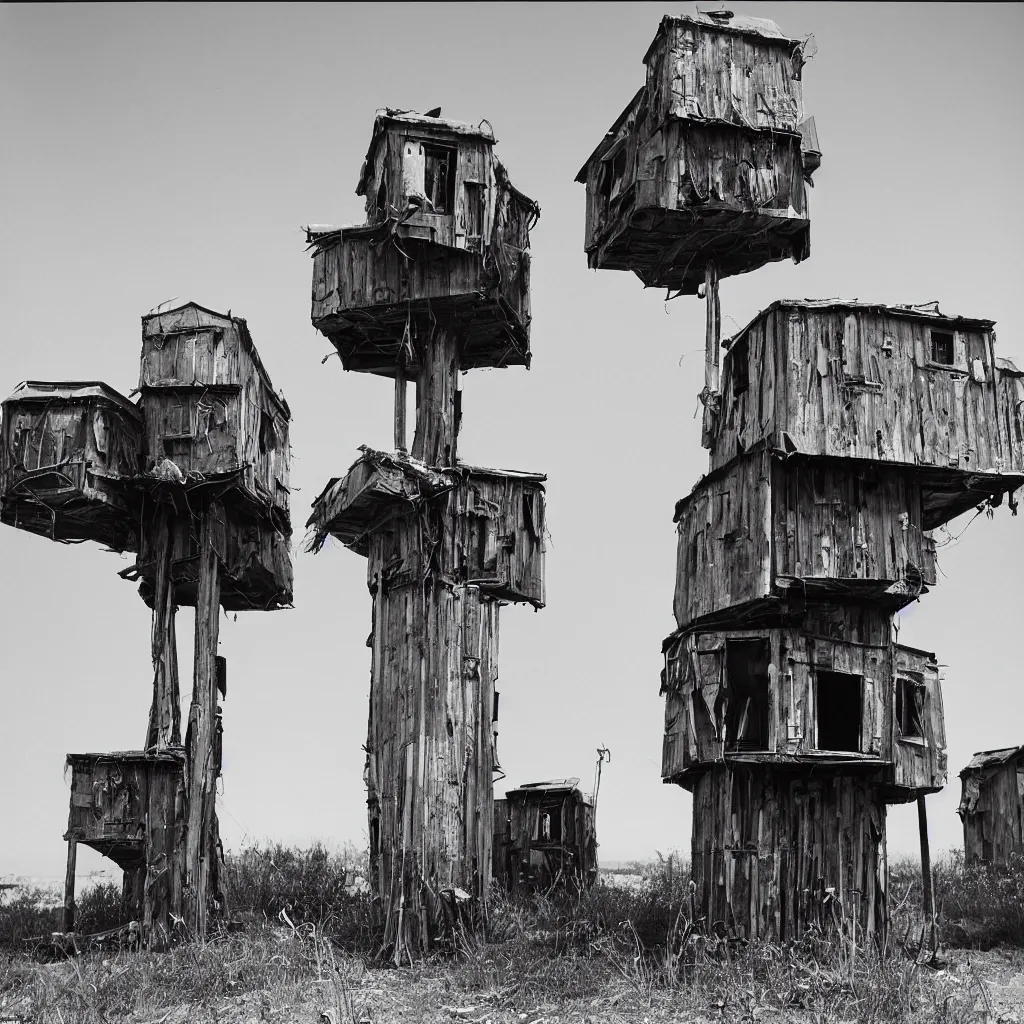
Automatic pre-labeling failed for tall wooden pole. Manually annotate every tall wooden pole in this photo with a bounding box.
[412,323,460,467]
[394,357,408,452]
[184,504,223,937]
[146,505,180,750]
[701,260,721,449]
[917,794,936,955]
[63,839,77,933]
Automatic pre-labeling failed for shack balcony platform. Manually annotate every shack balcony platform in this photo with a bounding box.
[0,382,143,551]
[119,486,292,611]
[308,447,545,607]
[308,227,531,375]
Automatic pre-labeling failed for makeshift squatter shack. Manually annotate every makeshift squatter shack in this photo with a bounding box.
[579,9,1023,942]
[959,746,1024,866]
[0,302,293,948]
[493,780,598,892]
[305,108,545,961]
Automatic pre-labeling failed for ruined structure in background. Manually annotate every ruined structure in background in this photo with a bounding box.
[579,10,1023,942]
[0,303,292,947]
[493,780,598,892]
[305,109,544,962]
[959,747,1024,866]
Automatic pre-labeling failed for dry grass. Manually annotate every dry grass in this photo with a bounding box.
[2,846,1021,1023]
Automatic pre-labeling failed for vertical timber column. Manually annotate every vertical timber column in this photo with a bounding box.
[146,505,180,750]
[701,260,721,449]
[691,765,887,942]
[412,322,460,467]
[185,504,223,937]
[63,839,77,933]
[368,520,498,962]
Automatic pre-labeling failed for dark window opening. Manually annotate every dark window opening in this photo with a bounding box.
[259,409,276,456]
[730,340,750,396]
[599,146,629,203]
[538,805,562,843]
[423,145,456,214]
[464,182,484,249]
[896,677,925,738]
[375,176,388,218]
[816,670,862,752]
[931,330,955,366]
[724,639,771,751]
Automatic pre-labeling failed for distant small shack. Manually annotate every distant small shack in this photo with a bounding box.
[959,746,1024,865]
[493,780,597,892]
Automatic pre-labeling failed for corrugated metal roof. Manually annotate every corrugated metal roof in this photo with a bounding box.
[4,381,142,421]
[725,299,996,351]
[960,746,1024,775]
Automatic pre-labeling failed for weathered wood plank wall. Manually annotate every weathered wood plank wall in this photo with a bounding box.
[673,451,936,629]
[690,765,887,941]
[713,304,1024,481]
[365,539,499,960]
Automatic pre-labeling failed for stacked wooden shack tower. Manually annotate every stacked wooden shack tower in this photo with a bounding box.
[578,11,1024,939]
[0,304,292,947]
[304,109,544,960]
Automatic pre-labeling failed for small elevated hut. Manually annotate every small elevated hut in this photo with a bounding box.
[0,381,143,550]
[576,12,819,294]
[307,109,539,374]
[493,781,597,892]
[63,750,188,942]
[125,302,293,610]
[959,746,1024,866]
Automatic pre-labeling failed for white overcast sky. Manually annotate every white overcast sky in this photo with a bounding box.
[1,2,1022,880]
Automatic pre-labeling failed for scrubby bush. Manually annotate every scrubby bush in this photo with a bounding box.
[223,842,377,950]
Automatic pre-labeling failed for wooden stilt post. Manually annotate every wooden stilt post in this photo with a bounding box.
[394,356,408,452]
[184,504,223,938]
[701,260,721,449]
[917,793,937,955]
[411,323,459,467]
[63,839,77,933]
[146,506,180,750]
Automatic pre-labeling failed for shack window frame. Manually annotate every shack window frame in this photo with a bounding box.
[729,339,750,397]
[930,330,955,367]
[895,675,927,745]
[422,143,457,214]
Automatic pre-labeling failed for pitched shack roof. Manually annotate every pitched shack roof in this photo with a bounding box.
[355,108,496,196]
[960,746,1024,776]
[4,381,142,421]
[643,13,799,64]
[140,301,290,417]
[724,299,997,352]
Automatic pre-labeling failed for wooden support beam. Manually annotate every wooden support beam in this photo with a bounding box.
[701,261,721,449]
[412,323,460,467]
[394,357,408,452]
[146,506,180,750]
[63,839,76,933]
[918,793,937,955]
[366,558,498,963]
[184,504,223,938]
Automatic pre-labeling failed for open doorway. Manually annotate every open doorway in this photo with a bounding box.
[816,670,862,752]
[724,638,771,751]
